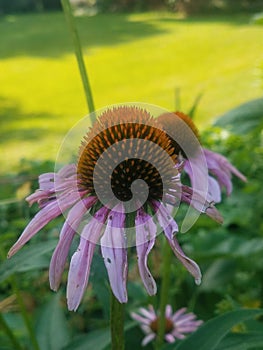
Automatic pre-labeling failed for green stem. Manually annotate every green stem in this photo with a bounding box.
[12,278,40,350]
[0,312,24,350]
[155,239,173,349]
[61,0,96,122]
[110,291,125,350]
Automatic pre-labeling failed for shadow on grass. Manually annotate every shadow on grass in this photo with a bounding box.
[158,13,252,25]
[0,96,62,144]
[0,11,253,59]
[0,11,168,58]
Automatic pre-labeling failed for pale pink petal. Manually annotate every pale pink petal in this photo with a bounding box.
[154,203,202,284]
[204,148,247,195]
[57,164,77,178]
[175,313,196,325]
[49,222,75,291]
[181,185,223,223]
[66,238,96,311]
[49,196,97,290]
[8,190,84,258]
[176,322,202,333]
[165,305,173,318]
[139,306,156,320]
[101,204,128,303]
[8,201,62,258]
[170,330,185,340]
[130,312,151,325]
[66,205,109,311]
[142,333,156,346]
[165,333,176,343]
[26,190,52,207]
[135,208,157,296]
[81,206,109,243]
[171,307,187,322]
[207,176,221,203]
[38,172,55,191]
[141,325,152,334]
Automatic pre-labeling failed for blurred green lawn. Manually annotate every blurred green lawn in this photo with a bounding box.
[0,11,262,174]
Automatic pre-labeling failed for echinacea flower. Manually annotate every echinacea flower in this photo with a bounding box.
[131,304,203,346]
[8,106,222,310]
[158,111,247,203]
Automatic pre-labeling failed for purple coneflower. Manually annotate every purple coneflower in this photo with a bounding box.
[8,106,222,310]
[131,304,203,346]
[158,111,247,203]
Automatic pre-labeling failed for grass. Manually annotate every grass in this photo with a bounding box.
[0,11,263,174]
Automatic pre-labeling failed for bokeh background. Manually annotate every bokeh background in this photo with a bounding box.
[0,1,263,349]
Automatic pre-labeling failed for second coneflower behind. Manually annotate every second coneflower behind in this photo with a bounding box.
[131,305,203,346]
[8,105,223,310]
[158,111,247,203]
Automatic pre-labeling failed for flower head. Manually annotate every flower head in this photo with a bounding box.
[131,305,203,346]
[8,106,223,310]
[158,111,247,203]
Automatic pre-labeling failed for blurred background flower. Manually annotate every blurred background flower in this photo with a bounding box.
[131,304,203,346]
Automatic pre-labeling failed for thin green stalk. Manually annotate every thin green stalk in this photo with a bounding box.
[0,312,24,350]
[110,291,125,350]
[61,0,96,122]
[11,278,40,350]
[155,239,173,350]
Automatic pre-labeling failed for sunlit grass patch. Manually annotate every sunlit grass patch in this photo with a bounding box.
[1,12,262,173]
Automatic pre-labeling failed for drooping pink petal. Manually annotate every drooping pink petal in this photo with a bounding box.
[175,322,203,333]
[135,208,157,296]
[66,238,95,311]
[181,185,223,224]
[49,196,97,291]
[184,159,222,203]
[165,333,176,343]
[171,307,188,322]
[66,206,109,311]
[101,204,128,303]
[207,176,221,203]
[142,333,156,346]
[8,190,82,258]
[49,222,75,291]
[8,201,62,258]
[175,312,197,324]
[38,172,55,191]
[130,312,151,325]
[203,148,247,195]
[165,305,173,319]
[26,190,52,207]
[170,330,185,340]
[153,202,202,285]
[57,163,77,178]
[139,306,156,320]
[141,324,152,334]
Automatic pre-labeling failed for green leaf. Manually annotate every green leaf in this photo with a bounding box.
[0,240,57,283]
[215,332,263,350]
[62,328,110,350]
[187,91,203,118]
[173,309,263,350]
[214,98,263,134]
[62,321,136,350]
[199,259,236,292]
[36,293,70,350]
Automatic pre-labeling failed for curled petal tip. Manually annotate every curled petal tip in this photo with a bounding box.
[7,246,17,259]
[195,277,202,286]
[206,206,224,224]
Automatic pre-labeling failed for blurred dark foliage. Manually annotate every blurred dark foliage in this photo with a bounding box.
[0,0,61,14]
[172,0,263,14]
[0,0,262,14]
